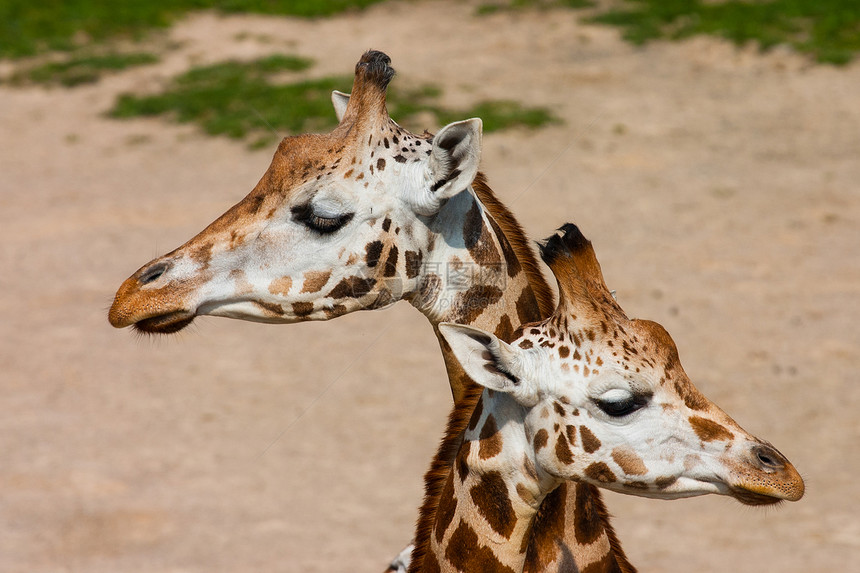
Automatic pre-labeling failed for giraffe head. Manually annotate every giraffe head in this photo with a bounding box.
[440,224,804,506]
[109,51,482,333]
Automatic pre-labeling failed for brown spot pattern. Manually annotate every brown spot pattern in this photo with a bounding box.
[611,447,647,476]
[327,276,376,299]
[383,245,399,277]
[469,471,516,538]
[515,288,541,328]
[675,378,710,410]
[291,302,314,317]
[300,270,331,293]
[494,314,514,342]
[435,474,457,543]
[451,285,503,324]
[486,214,522,278]
[423,550,441,573]
[580,426,602,454]
[323,305,347,319]
[467,398,483,432]
[463,200,502,267]
[555,431,574,464]
[445,521,516,573]
[585,462,616,484]
[656,475,678,489]
[581,553,624,573]
[689,415,735,442]
[565,425,577,447]
[523,484,567,572]
[533,428,548,451]
[456,440,471,483]
[268,276,292,296]
[365,241,384,268]
[573,483,605,545]
[478,415,503,460]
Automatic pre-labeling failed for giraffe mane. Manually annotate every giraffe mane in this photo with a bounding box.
[409,381,482,572]
[471,172,555,318]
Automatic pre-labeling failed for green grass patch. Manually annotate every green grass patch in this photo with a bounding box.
[7,52,159,87]
[477,0,592,15]
[589,0,860,65]
[109,55,322,147]
[109,55,559,148]
[0,0,388,59]
[437,100,559,132]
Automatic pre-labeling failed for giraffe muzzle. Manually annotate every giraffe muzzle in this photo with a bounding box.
[108,260,198,333]
[727,442,804,505]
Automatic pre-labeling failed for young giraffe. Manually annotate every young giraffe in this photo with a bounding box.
[109,51,629,571]
[427,223,804,573]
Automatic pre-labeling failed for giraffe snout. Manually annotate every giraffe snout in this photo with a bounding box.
[726,441,804,505]
[108,257,198,333]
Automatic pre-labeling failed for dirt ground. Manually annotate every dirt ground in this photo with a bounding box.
[2,2,858,571]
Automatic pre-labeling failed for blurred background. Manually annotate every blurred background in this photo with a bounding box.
[1,1,858,571]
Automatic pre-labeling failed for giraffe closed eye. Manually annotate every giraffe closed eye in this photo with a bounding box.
[290,203,355,234]
[593,388,651,418]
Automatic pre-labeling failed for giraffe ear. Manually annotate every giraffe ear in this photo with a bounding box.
[410,119,482,216]
[438,322,538,405]
[430,118,482,199]
[332,90,350,123]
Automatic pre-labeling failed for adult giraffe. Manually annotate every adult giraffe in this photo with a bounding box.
[109,51,628,571]
[428,223,803,572]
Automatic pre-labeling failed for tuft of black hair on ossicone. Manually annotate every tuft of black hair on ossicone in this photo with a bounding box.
[538,223,591,266]
[356,50,395,90]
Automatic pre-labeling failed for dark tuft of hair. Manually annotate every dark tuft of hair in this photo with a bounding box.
[356,50,395,90]
[538,223,590,266]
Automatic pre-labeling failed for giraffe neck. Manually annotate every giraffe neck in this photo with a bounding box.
[407,177,634,573]
[404,177,547,403]
[428,390,554,573]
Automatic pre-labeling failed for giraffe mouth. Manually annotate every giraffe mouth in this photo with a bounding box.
[133,311,196,334]
[728,485,786,506]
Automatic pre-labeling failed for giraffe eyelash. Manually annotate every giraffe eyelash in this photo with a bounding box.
[291,203,354,234]
[593,392,651,418]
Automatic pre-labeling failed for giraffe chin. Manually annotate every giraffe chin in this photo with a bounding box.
[729,486,787,507]
[133,312,196,334]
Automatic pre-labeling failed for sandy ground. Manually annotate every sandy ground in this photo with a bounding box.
[2,2,859,571]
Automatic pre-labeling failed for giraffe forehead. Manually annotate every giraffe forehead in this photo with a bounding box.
[260,120,431,200]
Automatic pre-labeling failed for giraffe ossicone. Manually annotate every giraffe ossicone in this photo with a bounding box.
[424,223,802,570]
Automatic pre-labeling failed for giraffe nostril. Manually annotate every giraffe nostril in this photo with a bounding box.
[753,444,786,471]
[139,262,168,285]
